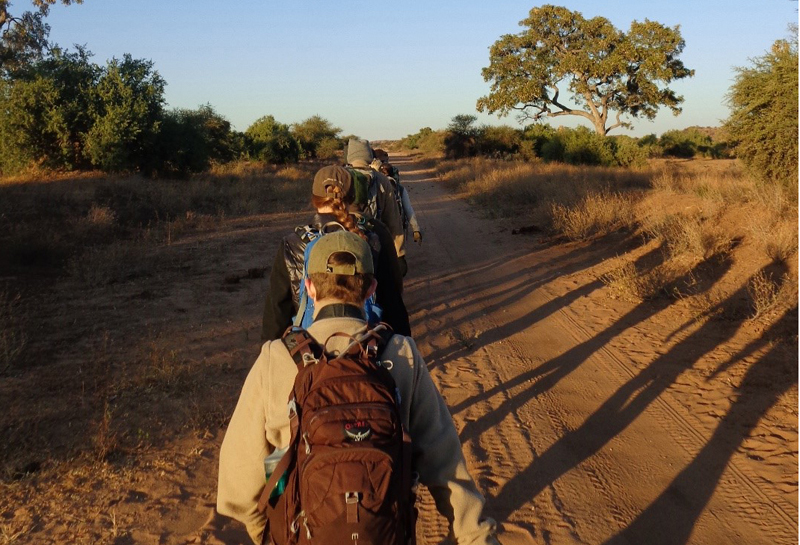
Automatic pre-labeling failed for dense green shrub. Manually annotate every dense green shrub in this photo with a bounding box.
[478,125,522,158]
[444,114,481,159]
[156,105,240,176]
[316,136,341,160]
[610,135,649,167]
[290,115,341,159]
[658,128,718,158]
[246,115,300,164]
[400,127,446,154]
[725,35,798,186]
[520,124,557,160]
[0,47,99,173]
[84,55,165,173]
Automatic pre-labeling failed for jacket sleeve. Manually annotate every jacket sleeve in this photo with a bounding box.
[400,186,421,233]
[406,340,499,545]
[217,345,272,545]
[375,172,406,257]
[371,220,411,336]
[261,242,295,342]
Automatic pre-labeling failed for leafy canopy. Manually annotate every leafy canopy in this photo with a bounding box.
[724,32,798,186]
[1,0,81,76]
[477,5,694,135]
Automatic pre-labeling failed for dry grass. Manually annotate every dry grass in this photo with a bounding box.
[438,156,798,330]
[550,192,637,241]
[436,157,649,222]
[600,260,661,302]
[642,212,733,261]
[0,161,319,283]
[0,288,26,374]
[748,270,796,321]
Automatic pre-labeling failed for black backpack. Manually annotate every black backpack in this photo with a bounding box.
[258,324,417,545]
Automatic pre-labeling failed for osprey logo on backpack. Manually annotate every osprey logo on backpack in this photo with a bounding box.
[344,420,372,442]
[257,323,417,545]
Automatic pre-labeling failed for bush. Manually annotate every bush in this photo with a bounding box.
[478,125,522,158]
[290,115,341,159]
[399,127,445,155]
[725,36,798,186]
[84,55,166,173]
[156,105,240,176]
[520,124,557,160]
[0,47,100,174]
[444,114,481,159]
[610,135,649,167]
[659,128,720,159]
[246,115,300,164]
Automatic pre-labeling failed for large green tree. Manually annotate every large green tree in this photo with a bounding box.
[246,115,300,163]
[0,46,98,172]
[290,115,340,159]
[84,54,165,172]
[724,33,798,186]
[477,5,694,135]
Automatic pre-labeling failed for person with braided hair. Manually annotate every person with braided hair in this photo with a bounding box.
[260,165,410,342]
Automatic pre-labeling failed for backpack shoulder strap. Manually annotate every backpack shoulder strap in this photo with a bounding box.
[281,327,324,368]
[359,323,394,362]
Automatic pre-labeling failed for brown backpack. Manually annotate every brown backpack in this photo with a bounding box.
[258,324,416,545]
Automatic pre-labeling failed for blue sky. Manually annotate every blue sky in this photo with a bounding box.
[23,0,799,140]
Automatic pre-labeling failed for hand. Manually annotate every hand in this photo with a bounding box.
[413,231,423,245]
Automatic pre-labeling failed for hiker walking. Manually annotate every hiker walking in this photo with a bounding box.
[261,165,410,342]
[373,148,424,269]
[344,138,408,275]
[218,230,499,545]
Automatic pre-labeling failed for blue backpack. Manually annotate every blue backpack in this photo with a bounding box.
[293,223,383,328]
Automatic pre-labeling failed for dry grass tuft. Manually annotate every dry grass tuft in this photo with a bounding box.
[0,288,26,374]
[643,213,732,261]
[600,260,672,302]
[748,217,798,265]
[747,271,795,321]
[550,192,637,240]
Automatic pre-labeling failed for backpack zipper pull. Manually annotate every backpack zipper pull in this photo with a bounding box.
[302,517,312,539]
[290,511,304,534]
[302,432,311,454]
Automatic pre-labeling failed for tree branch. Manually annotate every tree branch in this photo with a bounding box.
[605,111,626,134]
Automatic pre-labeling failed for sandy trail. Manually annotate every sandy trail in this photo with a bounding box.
[389,155,796,545]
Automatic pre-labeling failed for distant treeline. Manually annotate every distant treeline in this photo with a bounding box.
[1,33,795,186]
[0,45,349,177]
[399,118,731,167]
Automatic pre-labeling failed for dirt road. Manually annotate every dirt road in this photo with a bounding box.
[373,155,797,544]
[6,156,794,544]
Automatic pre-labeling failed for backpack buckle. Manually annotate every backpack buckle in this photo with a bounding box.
[302,351,319,367]
[345,492,361,523]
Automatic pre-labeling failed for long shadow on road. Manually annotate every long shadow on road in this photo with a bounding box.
[468,253,736,521]
[604,311,797,544]
[422,236,645,371]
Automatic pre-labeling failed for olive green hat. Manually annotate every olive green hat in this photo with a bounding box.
[307,230,374,275]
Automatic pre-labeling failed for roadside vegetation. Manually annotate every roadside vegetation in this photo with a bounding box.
[427,29,797,335]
